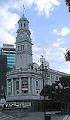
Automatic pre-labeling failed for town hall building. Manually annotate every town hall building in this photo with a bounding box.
[6,10,69,107]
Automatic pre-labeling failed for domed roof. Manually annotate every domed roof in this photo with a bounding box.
[40,56,49,69]
[18,15,29,23]
[33,63,39,69]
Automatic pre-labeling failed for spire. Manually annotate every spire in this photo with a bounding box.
[18,5,29,31]
[23,5,25,17]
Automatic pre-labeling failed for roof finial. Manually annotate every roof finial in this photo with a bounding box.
[23,4,25,17]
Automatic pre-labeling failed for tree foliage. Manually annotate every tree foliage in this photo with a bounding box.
[65,0,70,12]
[40,75,70,111]
[59,75,70,87]
[65,50,70,61]
[40,76,70,98]
[65,0,70,61]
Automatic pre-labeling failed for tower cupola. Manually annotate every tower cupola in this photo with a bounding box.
[18,14,29,30]
[16,10,31,42]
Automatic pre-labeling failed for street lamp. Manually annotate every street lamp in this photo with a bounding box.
[40,56,49,120]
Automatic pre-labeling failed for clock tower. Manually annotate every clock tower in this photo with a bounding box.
[16,12,33,69]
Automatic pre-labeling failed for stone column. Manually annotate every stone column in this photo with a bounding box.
[28,78,31,94]
[6,80,8,96]
[31,77,35,95]
[12,79,14,96]
[19,77,22,95]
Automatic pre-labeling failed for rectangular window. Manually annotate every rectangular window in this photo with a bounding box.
[51,75,54,79]
[16,81,19,90]
[21,77,28,94]
[21,45,24,51]
[21,23,22,27]
[56,76,59,80]
[22,45,24,50]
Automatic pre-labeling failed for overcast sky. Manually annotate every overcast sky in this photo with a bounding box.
[0,0,70,73]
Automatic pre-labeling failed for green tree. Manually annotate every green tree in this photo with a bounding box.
[65,0,70,12]
[40,84,56,100]
[40,76,70,111]
[59,75,70,87]
[65,50,70,61]
[57,76,70,111]
[65,0,70,61]
[40,84,63,111]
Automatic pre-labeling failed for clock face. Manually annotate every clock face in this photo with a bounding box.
[19,34,24,40]
[20,33,29,39]
[20,34,23,38]
[17,31,30,41]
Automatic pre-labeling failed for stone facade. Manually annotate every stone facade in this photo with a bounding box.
[16,14,33,70]
[6,10,69,105]
[6,68,42,102]
[6,12,43,103]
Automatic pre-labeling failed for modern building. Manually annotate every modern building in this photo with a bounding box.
[0,44,15,99]
[6,10,70,108]
[0,53,7,99]
[2,44,16,70]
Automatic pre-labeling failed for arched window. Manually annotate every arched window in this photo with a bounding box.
[21,23,22,27]
[22,45,24,50]
[24,23,26,28]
